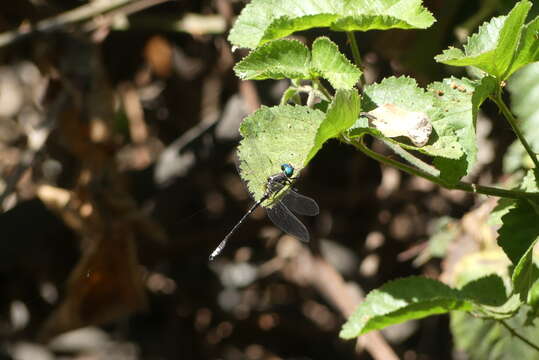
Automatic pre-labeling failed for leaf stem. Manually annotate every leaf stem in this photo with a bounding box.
[492,90,539,169]
[345,134,539,200]
[346,31,365,88]
[380,138,441,178]
[312,78,333,100]
[499,320,539,352]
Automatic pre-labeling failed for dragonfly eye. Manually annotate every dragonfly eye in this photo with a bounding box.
[281,163,294,178]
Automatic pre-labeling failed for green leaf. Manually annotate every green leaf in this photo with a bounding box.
[348,76,493,183]
[339,276,473,339]
[349,77,450,153]
[504,63,539,172]
[478,294,522,319]
[428,76,496,184]
[489,198,517,226]
[419,135,463,159]
[280,86,301,105]
[229,0,435,49]
[506,16,539,77]
[234,38,361,89]
[435,0,531,80]
[451,306,539,360]
[311,37,362,89]
[352,76,436,138]
[237,105,325,202]
[360,76,433,113]
[520,169,539,192]
[233,39,311,80]
[492,171,539,302]
[498,199,539,266]
[306,89,360,162]
[459,274,509,307]
[513,239,539,300]
[506,171,539,300]
[528,275,539,311]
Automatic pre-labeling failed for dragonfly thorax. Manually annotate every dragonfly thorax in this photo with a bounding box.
[265,172,289,196]
[264,164,295,197]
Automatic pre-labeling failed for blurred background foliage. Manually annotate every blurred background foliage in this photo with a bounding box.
[0,0,533,359]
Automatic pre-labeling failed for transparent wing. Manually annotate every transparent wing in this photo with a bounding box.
[267,201,310,242]
[279,189,319,216]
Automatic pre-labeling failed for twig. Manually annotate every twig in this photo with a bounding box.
[0,0,173,48]
[308,257,399,360]
[105,13,227,35]
[0,152,33,209]
[0,0,131,47]
[154,72,223,185]
[273,244,399,360]
[119,82,148,144]
[0,90,68,211]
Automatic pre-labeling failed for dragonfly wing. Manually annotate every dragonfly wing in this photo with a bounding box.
[267,201,310,242]
[279,190,319,216]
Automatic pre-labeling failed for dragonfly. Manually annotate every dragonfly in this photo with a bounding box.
[210,163,319,260]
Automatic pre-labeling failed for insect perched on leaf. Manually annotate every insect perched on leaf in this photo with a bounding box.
[210,163,319,260]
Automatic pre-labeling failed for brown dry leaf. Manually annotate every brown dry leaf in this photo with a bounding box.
[40,222,147,341]
[367,104,432,147]
[144,35,172,78]
[36,36,162,342]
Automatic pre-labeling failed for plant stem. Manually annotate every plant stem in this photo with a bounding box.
[346,31,363,68]
[492,91,539,169]
[380,138,441,177]
[345,135,539,200]
[346,31,365,88]
[312,79,333,101]
[499,320,539,352]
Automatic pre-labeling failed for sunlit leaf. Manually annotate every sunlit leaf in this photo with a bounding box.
[498,199,539,264]
[340,276,473,338]
[459,274,509,307]
[234,37,361,89]
[498,171,539,267]
[349,76,470,179]
[428,76,496,183]
[234,39,311,80]
[229,0,435,49]
[311,37,362,89]
[435,1,532,80]
[506,16,539,77]
[237,105,325,203]
[306,89,360,162]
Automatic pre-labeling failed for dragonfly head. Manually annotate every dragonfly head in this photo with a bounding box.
[281,163,294,178]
